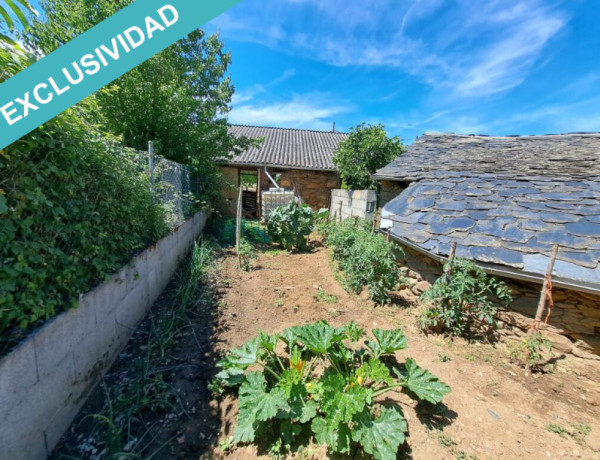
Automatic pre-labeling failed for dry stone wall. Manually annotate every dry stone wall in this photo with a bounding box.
[275,169,339,210]
[394,243,600,359]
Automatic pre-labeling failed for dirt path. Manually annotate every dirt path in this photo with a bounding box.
[209,242,600,460]
[51,237,600,460]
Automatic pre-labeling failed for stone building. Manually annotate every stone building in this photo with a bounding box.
[374,132,600,358]
[220,125,347,218]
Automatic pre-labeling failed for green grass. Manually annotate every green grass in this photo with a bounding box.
[69,240,216,458]
[314,288,339,303]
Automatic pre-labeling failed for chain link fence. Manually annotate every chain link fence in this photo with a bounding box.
[136,147,199,226]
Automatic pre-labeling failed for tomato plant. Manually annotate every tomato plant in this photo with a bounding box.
[211,320,450,459]
[419,258,513,337]
[322,219,404,304]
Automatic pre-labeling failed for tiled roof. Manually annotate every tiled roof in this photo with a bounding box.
[381,176,600,291]
[226,125,348,171]
[374,132,600,181]
[378,133,600,292]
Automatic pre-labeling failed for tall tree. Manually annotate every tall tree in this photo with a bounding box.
[26,0,251,172]
[333,123,404,190]
[0,0,36,82]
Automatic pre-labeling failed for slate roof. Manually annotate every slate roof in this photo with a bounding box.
[225,125,348,171]
[374,132,600,181]
[378,133,600,292]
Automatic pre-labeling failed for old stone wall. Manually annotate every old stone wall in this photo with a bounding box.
[271,169,339,210]
[379,180,409,208]
[393,242,600,359]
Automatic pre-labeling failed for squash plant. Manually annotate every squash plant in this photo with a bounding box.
[212,321,450,459]
[266,201,314,250]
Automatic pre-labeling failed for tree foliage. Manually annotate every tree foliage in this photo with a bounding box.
[333,123,404,190]
[26,0,254,190]
[0,0,36,81]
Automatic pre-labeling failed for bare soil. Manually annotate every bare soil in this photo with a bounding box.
[53,236,600,460]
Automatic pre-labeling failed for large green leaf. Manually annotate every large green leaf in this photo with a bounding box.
[0,195,7,214]
[290,321,344,354]
[357,358,393,386]
[366,328,408,357]
[321,374,370,425]
[213,367,245,387]
[393,358,451,404]
[234,372,289,443]
[311,417,352,454]
[352,406,408,460]
[223,336,261,368]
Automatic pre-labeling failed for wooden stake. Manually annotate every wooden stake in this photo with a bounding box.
[236,186,243,269]
[338,201,343,223]
[445,241,457,276]
[533,244,559,330]
[386,228,391,242]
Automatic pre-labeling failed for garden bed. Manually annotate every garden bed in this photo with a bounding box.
[52,234,600,459]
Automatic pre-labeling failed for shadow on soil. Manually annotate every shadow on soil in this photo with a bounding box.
[50,246,226,459]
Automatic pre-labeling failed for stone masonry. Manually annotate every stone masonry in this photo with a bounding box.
[394,243,600,359]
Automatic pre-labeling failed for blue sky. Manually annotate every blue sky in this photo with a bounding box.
[207,0,600,143]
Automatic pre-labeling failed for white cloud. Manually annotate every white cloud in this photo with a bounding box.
[214,0,568,99]
[231,68,297,106]
[228,94,353,131]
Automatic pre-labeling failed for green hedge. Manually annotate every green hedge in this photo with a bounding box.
[0,107,169,344]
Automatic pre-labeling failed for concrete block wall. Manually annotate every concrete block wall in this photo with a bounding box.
[330,189,378,221]
[0,212,207,460]
[262,189,295,220]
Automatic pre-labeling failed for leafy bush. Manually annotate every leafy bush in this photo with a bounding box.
[267,201,314,251]
[322,219,403,304]
[212,321,450,459]
[507,332,552,371]
[0,106,169,345]
[419,258,513,337]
